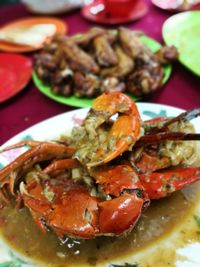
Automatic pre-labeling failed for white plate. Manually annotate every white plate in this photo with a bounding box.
[0,103,200,267]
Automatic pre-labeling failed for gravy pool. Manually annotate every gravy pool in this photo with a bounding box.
[0,182,200,267]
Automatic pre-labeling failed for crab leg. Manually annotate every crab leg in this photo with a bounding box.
[0,140,48,153]
[0,188,10,205]
[161,108,200,131]
[144,108,200,134]
[0,143,76,189]
[43,158,80,175]
[136,132,200,146]
[139,166,200,199]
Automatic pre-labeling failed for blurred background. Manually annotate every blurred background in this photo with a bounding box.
[0,0,20,7]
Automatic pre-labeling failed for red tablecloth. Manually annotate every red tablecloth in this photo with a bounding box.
[1,1,200,145]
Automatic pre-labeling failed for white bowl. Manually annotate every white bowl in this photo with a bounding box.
[21,0,84,15]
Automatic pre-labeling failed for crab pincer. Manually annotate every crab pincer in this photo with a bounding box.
[21,164,148,238]
[74,92,141,167]
[90,164,149,235]
[21,178,100,239]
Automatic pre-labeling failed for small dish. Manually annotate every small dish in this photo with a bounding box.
[21,0,83,15]
[163,11,200,76]
[152,0,200,11]
[0,53,32,103]
[82,0,148,24]
[0,17,67,53]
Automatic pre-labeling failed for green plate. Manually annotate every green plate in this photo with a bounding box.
[163,11,200,76]
[33,35,172,107]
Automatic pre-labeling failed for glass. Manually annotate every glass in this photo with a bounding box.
[103,0,139,17]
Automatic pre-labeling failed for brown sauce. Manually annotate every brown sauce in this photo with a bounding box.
[0,182,200,267]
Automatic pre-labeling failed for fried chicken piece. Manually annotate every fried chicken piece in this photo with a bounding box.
[126,65,163,96]
[155,45,179,64]
[51,69,74,96]
[119,27,170,96]
[93,34,118,67]
[104,29,118,43]
[102,77,125,93]
[52,83,73,96]
[74,72,101,97]
[34,53,57,70]
[62,38,99,74]
[119,27,154,61]
[53,67,73,84]
[70,27,106,46]
[35,65,53,83]
[34,52,58,83]
[101,45,134,78]
[34,43,71,83]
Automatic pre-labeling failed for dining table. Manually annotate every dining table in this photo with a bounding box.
[0,0,200,146]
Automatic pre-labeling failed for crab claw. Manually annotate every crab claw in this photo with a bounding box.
[90,164,150,235]
[89,93,140,166]
[74,92,141,167]
[21,177,145,238]
[21,178,99,239]
[90,165,145,196]
[139,166,200,199]
[20,164,149,239]
[98,193,144,235]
